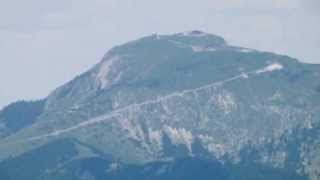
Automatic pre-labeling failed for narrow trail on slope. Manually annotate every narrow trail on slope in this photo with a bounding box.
[2,63,283,147]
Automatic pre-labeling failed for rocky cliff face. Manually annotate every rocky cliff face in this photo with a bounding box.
[0,31,319,179]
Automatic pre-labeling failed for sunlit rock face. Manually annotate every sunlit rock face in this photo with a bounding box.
[0,31,319,179]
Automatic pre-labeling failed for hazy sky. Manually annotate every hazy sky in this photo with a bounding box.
[0,0,319,108]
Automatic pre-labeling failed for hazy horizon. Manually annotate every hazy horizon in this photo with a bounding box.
[1,0,319,108]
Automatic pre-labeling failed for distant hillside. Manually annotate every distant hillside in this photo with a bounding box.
[0,99,45,137]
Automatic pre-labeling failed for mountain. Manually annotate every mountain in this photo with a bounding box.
[0,100,46,138]
[0,31,319,180]
[0,139,307,180]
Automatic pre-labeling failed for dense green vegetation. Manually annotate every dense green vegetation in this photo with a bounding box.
[0,138,308,180]
[0,99,46,133]
[0,139,79,180]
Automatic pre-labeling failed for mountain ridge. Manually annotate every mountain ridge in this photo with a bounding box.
[0,31,319,179]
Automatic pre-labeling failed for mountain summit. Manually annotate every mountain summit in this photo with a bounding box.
[0,31,320,180]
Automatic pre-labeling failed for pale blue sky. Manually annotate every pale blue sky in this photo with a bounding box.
[0,0,319,108]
